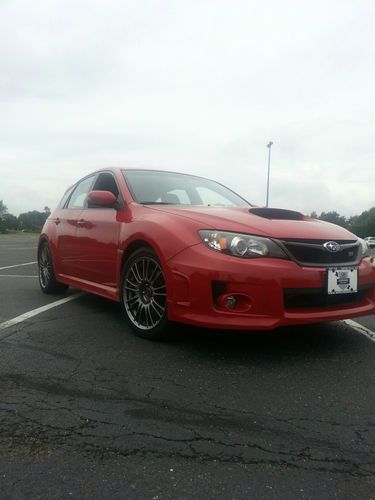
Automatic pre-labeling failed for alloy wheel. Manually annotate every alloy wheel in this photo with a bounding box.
[123,254,167,331]
[39,245,52,289]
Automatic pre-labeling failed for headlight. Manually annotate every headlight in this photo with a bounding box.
[199,230,288,259]
[358,238,370,258]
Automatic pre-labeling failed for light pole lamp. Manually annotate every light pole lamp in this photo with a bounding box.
[266,141,273,207]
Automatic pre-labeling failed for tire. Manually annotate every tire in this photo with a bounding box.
[120,248,170,340]
[38,242,69,294]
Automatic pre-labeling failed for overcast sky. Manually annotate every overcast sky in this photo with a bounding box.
[0,0,374,216]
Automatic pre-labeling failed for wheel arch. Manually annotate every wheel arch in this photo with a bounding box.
[37,235,60,275]
[37,235,49,256]
[120,239,159,273]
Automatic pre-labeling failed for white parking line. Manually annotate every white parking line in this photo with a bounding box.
[0,247,38,250]
[344,319,375,342]
[0,261,37,271]
[0,293,84,334]
[0,275,38,278]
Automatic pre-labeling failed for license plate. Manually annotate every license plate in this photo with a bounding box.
[326,267,358,295]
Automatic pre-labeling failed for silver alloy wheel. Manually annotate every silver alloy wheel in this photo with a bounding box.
[39,245,52,289]
[123,254,167,330]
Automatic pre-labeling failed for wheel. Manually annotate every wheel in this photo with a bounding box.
[121,248,170,340]
[38,242,69,294]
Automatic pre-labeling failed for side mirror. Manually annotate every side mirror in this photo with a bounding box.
[87,190,117,207]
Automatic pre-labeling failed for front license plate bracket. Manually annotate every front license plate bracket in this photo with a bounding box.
[326,267,358,295]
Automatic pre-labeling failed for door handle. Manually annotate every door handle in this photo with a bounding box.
[76,219,85,227]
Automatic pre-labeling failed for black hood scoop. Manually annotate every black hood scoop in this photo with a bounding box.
[249,207,305,221]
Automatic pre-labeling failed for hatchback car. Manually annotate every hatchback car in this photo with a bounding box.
[38,168,375,339]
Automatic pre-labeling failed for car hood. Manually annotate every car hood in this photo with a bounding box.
[148,205,357,241]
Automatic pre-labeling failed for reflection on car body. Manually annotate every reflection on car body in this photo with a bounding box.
[38,168,375,340]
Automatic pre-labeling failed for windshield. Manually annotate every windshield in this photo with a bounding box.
[122,170,250,207]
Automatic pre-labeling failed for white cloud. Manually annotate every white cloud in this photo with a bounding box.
[0,0,374,216]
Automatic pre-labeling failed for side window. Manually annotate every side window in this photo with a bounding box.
[92,173,119,198]
[67,176,95,209]
[59,185,75,208]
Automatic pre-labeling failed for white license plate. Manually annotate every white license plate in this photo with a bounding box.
[326,267,358,295]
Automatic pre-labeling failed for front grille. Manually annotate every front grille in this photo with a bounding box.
[278,239,360,267]
[284,286,370,309]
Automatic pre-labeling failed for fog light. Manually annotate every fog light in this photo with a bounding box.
[216,292,253,312]
[225,295,237,309]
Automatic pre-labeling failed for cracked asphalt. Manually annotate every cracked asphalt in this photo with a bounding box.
[0,234,374,499]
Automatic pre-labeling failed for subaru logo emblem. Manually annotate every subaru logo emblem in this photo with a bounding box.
[323,241,341,252]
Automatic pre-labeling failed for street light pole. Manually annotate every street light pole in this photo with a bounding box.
[266,141,273,207]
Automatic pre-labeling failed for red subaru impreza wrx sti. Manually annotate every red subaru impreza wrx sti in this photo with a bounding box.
[38,168,375,339]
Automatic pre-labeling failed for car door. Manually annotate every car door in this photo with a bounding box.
[72,172,121,288]
[56,174,96,278]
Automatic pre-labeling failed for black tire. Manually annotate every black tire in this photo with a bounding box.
[38,242,69,294]
[120,247,170,340]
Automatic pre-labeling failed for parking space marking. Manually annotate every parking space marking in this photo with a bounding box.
[0,261,37,271]
[0,247,37,250]
[0,275,38,278]
[0,293,84,335]
[344,319,375,342]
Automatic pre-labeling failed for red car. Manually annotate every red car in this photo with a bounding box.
[38,168,375,339]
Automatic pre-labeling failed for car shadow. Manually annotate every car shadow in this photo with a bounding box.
[74,292,363,365]
[170,321,361,362]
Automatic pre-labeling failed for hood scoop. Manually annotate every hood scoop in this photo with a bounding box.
[249,207,305,221]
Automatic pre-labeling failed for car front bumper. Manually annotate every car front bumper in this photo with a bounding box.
[165,243,375,330]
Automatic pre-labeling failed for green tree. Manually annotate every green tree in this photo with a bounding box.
[18,210,50,232]
[0,200,8,232]
[318,211,348,229]
[2,213,18,231]
[0,200,7,218]
[347,207,375,237]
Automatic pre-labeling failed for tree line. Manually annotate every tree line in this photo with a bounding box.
[1,198,375,236]
[0,200,51,233]
[310,208,375,238]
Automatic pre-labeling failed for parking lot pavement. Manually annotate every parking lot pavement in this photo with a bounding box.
[0,233,375,499]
